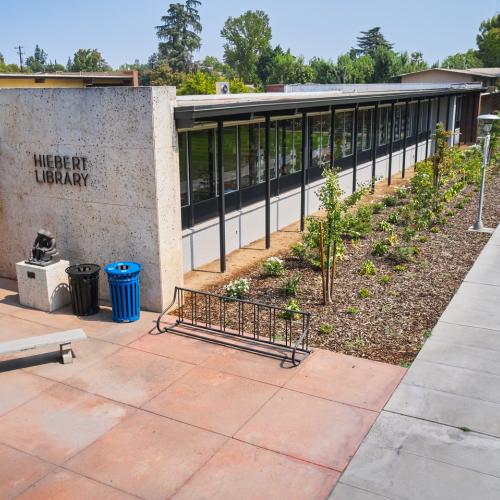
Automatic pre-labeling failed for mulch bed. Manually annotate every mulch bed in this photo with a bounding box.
[206,166,500,366]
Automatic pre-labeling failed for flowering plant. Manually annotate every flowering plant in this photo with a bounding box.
[224,277,251,298]
[262,256,285,277]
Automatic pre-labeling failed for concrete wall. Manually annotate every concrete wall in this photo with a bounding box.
[182,139,432,272]
[0,86,183,312]
[401,71,474,84]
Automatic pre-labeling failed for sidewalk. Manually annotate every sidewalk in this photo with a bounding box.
[0,279,405,499]
[330,225,500,500]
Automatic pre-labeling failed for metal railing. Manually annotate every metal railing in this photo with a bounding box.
[156,287,311,365]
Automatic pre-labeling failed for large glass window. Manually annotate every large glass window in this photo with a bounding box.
[334,110,354,159]
[407,103,416,138]
[419,101,429,133]
[393,105,401,141]
[455,96,462,129]
[223,126,238,192]
[178,132,189,206]
[310,113,331,168]
[239,123,261,188]
[278,117,302,175]
[378,106,391,146]
[357,108,373,151]
[190,128,216,203]
[261,122,277,181]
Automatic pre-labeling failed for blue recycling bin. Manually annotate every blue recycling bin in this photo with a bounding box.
[104,261,142,322]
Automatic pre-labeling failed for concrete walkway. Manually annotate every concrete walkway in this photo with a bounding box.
[330,225,500,500]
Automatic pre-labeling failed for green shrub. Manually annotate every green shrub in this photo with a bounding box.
[423,329,432,339]
[385,233,399,247]
[387,211,401,225]
[343,205,373,239]
[372,201,384,213]
[372,241,389,257]
[430,226,440,233]
[224,278,251,298]
[393,264,406,272]
[358,287,370,299]
[446,209,455,217]
[346,306,359,315]
[403,228,416,242]
[262,256,285,277]
[383,195,398,207]
[318,323,335,335]
[456,201,465,210]
[280,298,301,320]
[359,259,377,276]
[380,274,392,285]
[395,187,409,199]
[281,275,301,296]
[377,219,392,232]
[418,235,428,243]
[387,245,418,264]
[291,242,307,260]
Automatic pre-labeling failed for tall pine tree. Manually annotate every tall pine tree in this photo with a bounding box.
[156,0,202,72]
[356,27,393,56]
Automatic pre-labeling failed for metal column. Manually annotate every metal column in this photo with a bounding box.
[217,120,226,272]
[371,102,379,192]
[415,99,421,165]
[265,114,271,249]
[300,112,308,231]
[388,101,395,185]
[425,98,431,158]
[352,105,359,193]
[402,100,409,178]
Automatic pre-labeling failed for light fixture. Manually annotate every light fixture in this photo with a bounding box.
[470,113,499,232]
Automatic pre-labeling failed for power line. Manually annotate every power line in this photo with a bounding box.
[14,45,24,71]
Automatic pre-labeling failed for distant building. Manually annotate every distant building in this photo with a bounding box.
[396,68,499,88]
[395,68,499,114]
[0,71,138,88]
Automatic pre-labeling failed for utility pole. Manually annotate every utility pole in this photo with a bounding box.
[14,45,24,71]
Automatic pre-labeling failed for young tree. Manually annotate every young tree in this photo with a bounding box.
[68,49,111,71]
[316,168,368,303]
[357,27,393,56]
[476,14,500,67]
[221,10,272,84]
[371,46,400,82]
[25,45,48,72]
[156,0,202,72]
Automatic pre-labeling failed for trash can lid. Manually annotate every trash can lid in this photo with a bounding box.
[66,263,100,276]
[104,261,142,276]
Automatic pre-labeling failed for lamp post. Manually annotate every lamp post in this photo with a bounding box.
[470,114,499,232]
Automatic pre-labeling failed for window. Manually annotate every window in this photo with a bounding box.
[239,123,261,188]
[223,127,238,192]
[278,117,302,175]
[407,103,416,138]
[455,96,463,129]
[261,123,278,181]
[378,106,391,146]
[178,132,189,206]
[419,101,429,134]
[310,113,331,168]
[189,128,216,203]
[357,108,373,151]
[334,110,354,159]
[393,105,401,141]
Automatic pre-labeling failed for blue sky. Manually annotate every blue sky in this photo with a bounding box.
[1,0,498,68]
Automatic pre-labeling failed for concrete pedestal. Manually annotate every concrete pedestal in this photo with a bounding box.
[16,260,70,312]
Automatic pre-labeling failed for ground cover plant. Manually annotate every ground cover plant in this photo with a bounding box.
[211,129,499,365]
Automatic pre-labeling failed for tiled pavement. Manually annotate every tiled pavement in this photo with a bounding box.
[329,224,500,500]
[0,278,405,499]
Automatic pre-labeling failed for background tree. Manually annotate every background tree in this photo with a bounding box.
[309,57,336,84]
[441,49,483,69]
[257,45,284,86]
[265,50,313,84]
[25,45,48,72]
[68,49,111,71]
[0,52,21,73]
[476,14,500,66]
[356,27,393,56]
[221,10,272,84]
[156,0,202,72]
[371,46,400,82]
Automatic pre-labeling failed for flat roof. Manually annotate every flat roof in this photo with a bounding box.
[398,67,500,79]
[0,71,136,80]
[174,85,482,127]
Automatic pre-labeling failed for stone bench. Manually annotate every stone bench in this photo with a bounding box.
[0,329,87,364]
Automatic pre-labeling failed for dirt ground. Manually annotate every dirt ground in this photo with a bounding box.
[186,163,500,366]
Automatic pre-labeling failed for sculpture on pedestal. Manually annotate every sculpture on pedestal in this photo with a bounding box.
[26,229,60,267]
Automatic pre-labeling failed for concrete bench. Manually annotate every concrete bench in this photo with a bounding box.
[0,329,87,364]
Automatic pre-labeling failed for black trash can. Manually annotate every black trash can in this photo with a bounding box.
[66,264,100,316]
